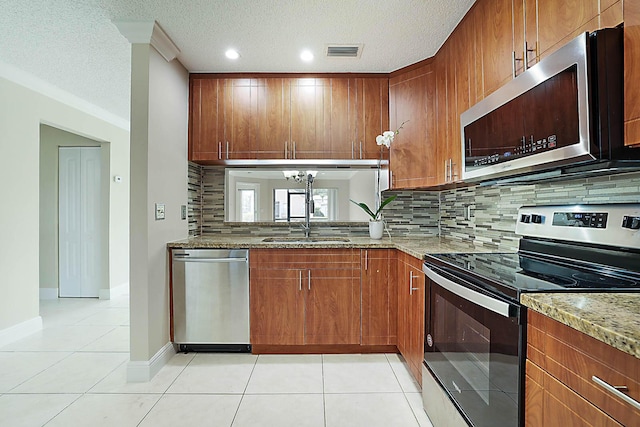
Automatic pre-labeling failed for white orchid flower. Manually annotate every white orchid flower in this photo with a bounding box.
[375,120,409,149]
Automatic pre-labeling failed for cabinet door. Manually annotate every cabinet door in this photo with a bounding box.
[361,249,397,346]
[328,78,356,159]
[396,253,409,355]
[435,53,449,185]
[525,360,622,427]
[290,78,329,159]
[478,0,515,97]
[407,259,425,383]
[536,0,599,60]
[625,0,640,146]
[389,64,437,189]
[305,268,360,345]
[397,252,424,384]
[189,78,223,161]
[358,78,390,160]
[249,268,304,345]
[223,79,257,159]
[255,78,291,158]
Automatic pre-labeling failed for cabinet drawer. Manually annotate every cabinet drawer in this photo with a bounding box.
[250,248,360,268]
[528,311,640,426]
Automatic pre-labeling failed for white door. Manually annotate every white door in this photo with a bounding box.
[58,147,102,297]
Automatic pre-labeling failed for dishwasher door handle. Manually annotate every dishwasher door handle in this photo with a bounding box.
[173,257,248,263]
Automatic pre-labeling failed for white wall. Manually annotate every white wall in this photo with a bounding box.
[128,44,188,373]
[0,75,129,338]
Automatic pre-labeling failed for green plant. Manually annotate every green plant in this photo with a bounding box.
[350,195,398,221]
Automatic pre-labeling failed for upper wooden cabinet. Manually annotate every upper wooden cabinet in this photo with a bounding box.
[189,78,223,161]
[625,0,640,146]
[189,75,389,163]
[255,78,291,159]
[476,0,516,97]
[357,78,390,160]
[389,62,437,189]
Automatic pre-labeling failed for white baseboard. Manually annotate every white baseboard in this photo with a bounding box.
[99,282,129,300]
[126,341,176,382]
[0,316,43,347]
[39,288,59,300]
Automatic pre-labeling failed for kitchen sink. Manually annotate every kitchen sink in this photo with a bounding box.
[261,237,351,244]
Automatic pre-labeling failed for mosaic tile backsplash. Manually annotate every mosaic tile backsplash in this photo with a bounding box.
[188,163,640,251]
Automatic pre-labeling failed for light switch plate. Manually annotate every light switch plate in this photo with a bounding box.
[181,205,187,220]
[155,203,165,220]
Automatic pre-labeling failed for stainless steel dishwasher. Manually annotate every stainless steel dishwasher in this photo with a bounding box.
[171,249,250,352]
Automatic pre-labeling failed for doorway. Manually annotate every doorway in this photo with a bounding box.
[58,147,102,297]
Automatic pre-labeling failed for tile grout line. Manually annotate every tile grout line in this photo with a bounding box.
[322,354,327,427]
[136,350,198,426]
[227,352,260,427]
[385,353,425,427]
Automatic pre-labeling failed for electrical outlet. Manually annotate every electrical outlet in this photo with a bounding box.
[181,205,187,220]
[155,203,165,220]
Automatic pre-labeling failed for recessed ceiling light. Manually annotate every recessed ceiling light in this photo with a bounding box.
[300,50,314,62]
[225,49,240,60]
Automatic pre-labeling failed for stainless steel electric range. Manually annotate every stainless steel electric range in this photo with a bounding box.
[422,203,640,427]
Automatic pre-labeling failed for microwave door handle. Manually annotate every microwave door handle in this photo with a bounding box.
[423,265,512,317]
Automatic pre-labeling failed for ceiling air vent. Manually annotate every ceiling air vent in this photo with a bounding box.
[326,44,363,58]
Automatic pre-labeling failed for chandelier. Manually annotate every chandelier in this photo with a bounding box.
[282,170,317,183]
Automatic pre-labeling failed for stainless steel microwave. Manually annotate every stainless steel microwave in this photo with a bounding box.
[460,27,633,182]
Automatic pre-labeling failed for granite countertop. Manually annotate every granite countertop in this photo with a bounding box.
[521,293,640,360]
[167,235,497,259]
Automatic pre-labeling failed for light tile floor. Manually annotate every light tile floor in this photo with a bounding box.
[0,296,434,427]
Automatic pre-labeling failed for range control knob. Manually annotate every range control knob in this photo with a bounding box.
[530,214,544,224]
[622,216,640,230]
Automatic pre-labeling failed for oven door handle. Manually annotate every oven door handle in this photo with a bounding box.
[423,265,513,318]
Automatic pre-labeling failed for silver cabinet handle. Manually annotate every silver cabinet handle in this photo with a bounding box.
[444,159,448,182]
[226,141,229,159]
[351,141,354,159]
[512,51,517,78]
[359,141,363,159]
[293,141,296,159]
[592,376,640,410]
[218,142,222,160]
[423,264,512,317]
[308,269,311,290]
[299,270,302,291]
[364,250,368,271]
[410,271,419,295]
[525,41,537,70]
[285,141,289,159]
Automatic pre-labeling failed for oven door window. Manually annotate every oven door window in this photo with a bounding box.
[425,281,521,427]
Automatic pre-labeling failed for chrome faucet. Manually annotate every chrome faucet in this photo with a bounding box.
[302,173,314,238]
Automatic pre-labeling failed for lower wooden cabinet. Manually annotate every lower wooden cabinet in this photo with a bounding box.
[397,252,425,384]
[525,310,640,426]
[250,248,360,346]
[526,360,622,427]
[361,249,397,346]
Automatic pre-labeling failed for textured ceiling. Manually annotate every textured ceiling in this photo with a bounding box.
[0,0,475,123]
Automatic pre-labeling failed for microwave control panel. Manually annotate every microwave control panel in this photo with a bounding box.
[468,134,558,168]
